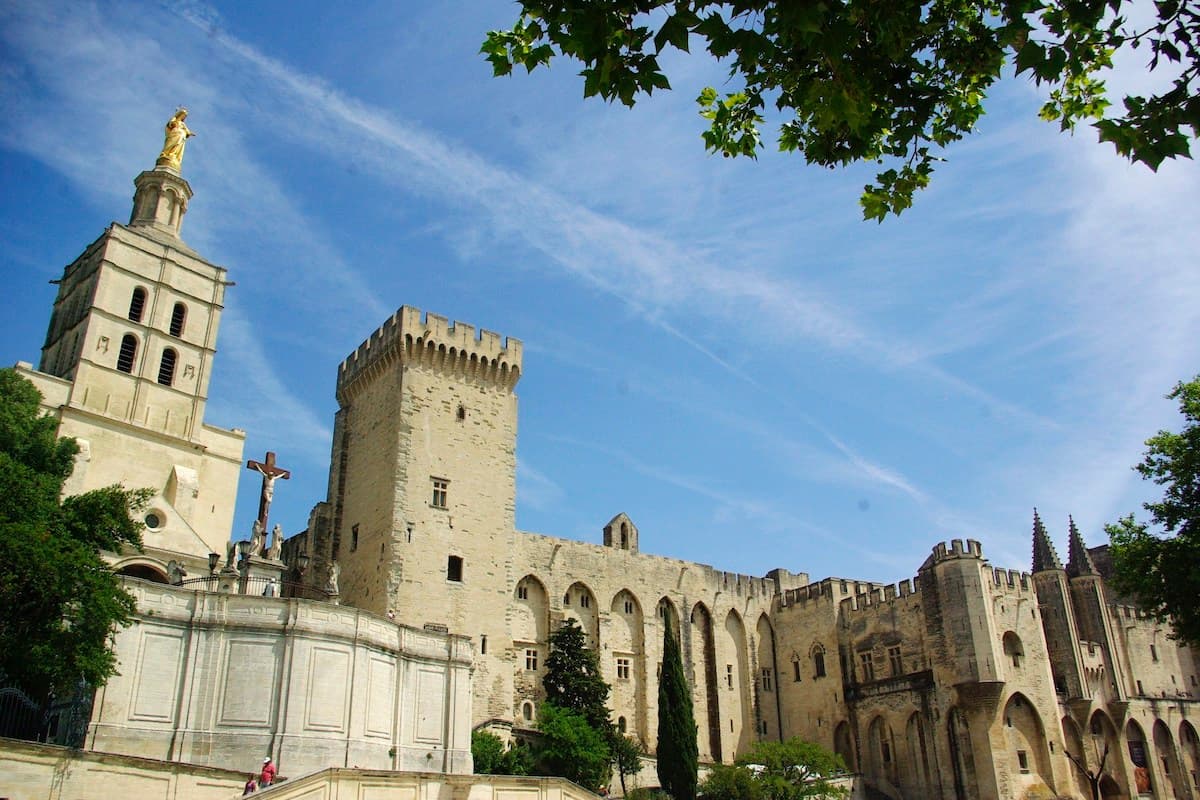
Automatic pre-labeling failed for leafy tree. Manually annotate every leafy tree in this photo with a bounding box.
[536,702,613,789]
[482,0,1200,220]
[544,618,613,732]
[611,733,647,795]
[734,738,848,799]
[1106,375,1200,647]
[472,729,533,775]
[0,368,148,697]
[656,617,698,800]
[699,764,765,800]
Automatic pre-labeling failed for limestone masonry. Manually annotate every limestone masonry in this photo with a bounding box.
[9,136,1200,800]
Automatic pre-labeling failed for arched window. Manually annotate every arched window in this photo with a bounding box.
[1003,632,1024,668]
[128,288,146,322]
[169,302,187,337]
[620,522,629,549]
[157,348,177,386]
[813,645,827,678]
[117,334,138,373]
[522,701,534,722]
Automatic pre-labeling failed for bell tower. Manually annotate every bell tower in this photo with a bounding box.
[17,111,245,577]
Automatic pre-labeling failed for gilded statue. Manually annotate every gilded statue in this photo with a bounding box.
[157,108,195,170]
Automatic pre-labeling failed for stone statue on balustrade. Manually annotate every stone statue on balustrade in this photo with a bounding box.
[268,524,284,561]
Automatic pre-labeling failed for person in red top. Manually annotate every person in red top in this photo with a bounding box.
[260,757,277,787]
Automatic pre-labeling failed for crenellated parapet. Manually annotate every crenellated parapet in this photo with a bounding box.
[336,305,522,403]
[991,567,1034,591]
[927,538,984,564]
[837,577,922,615]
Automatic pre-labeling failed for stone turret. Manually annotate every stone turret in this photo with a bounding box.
[1031,508,1063,573]
[1031,512,1087,698]
[1066,516,1098,577]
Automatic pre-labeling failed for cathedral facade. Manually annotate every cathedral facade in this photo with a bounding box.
[9,124,1200,799]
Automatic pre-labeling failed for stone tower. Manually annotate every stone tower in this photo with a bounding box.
[1031,511,1088,698]
[17,149,244,576]
[318,306,522,722]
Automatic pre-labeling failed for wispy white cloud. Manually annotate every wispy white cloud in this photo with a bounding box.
[517,458,566,513]
[162,6,1050,435]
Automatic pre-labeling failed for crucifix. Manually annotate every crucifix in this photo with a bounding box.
[246,450,290,530]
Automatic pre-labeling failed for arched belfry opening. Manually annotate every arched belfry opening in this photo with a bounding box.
[602,512,639,553]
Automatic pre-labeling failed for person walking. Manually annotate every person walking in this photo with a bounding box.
[260,757,277,787]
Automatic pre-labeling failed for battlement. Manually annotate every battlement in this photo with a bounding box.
[715,570,777,598]
[837,577,922,614]
[336,306,523,402]
[929,538,984,563]
[991,568,1032,591]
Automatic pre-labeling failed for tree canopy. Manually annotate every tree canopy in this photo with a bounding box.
[472,729,533,775]
[734,738,848,799]
[0,368,148,697]
[1106,375,1200,647]
[543,618,613,732]
[482,0,1199,220]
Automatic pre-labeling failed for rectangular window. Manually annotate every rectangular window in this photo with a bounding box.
[814,651,826,678]
[480,635,487,655]
[793,660,802,682]
[431,477,449,509]
[580,593,591,608]
[881,742,891,763]
[1151,644,1159,662]
[517,584,528,600]
[616,657,630,680]
[447,555,463,582]
[624,600,634,614]
[761,668,773,691]
[726,664,734,688]
[351,523,359,553]
[888,646,903,676]
[859,652,875,682]
[1017,750,1029,773]
[1137,680,1145,695]
[525,649,538,671]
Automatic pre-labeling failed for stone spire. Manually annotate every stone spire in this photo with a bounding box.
[1066,515,1098,577]
[1031,508,1063,572]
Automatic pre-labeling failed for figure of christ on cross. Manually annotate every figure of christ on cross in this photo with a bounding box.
[246,451,290,530]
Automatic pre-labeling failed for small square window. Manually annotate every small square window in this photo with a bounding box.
[431,478,449,509]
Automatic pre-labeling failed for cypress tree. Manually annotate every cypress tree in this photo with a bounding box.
[657,617,698,800]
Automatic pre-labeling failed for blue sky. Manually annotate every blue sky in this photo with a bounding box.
[2,1,1197,585]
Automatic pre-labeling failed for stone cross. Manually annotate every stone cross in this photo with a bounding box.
[246,451,290,529]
